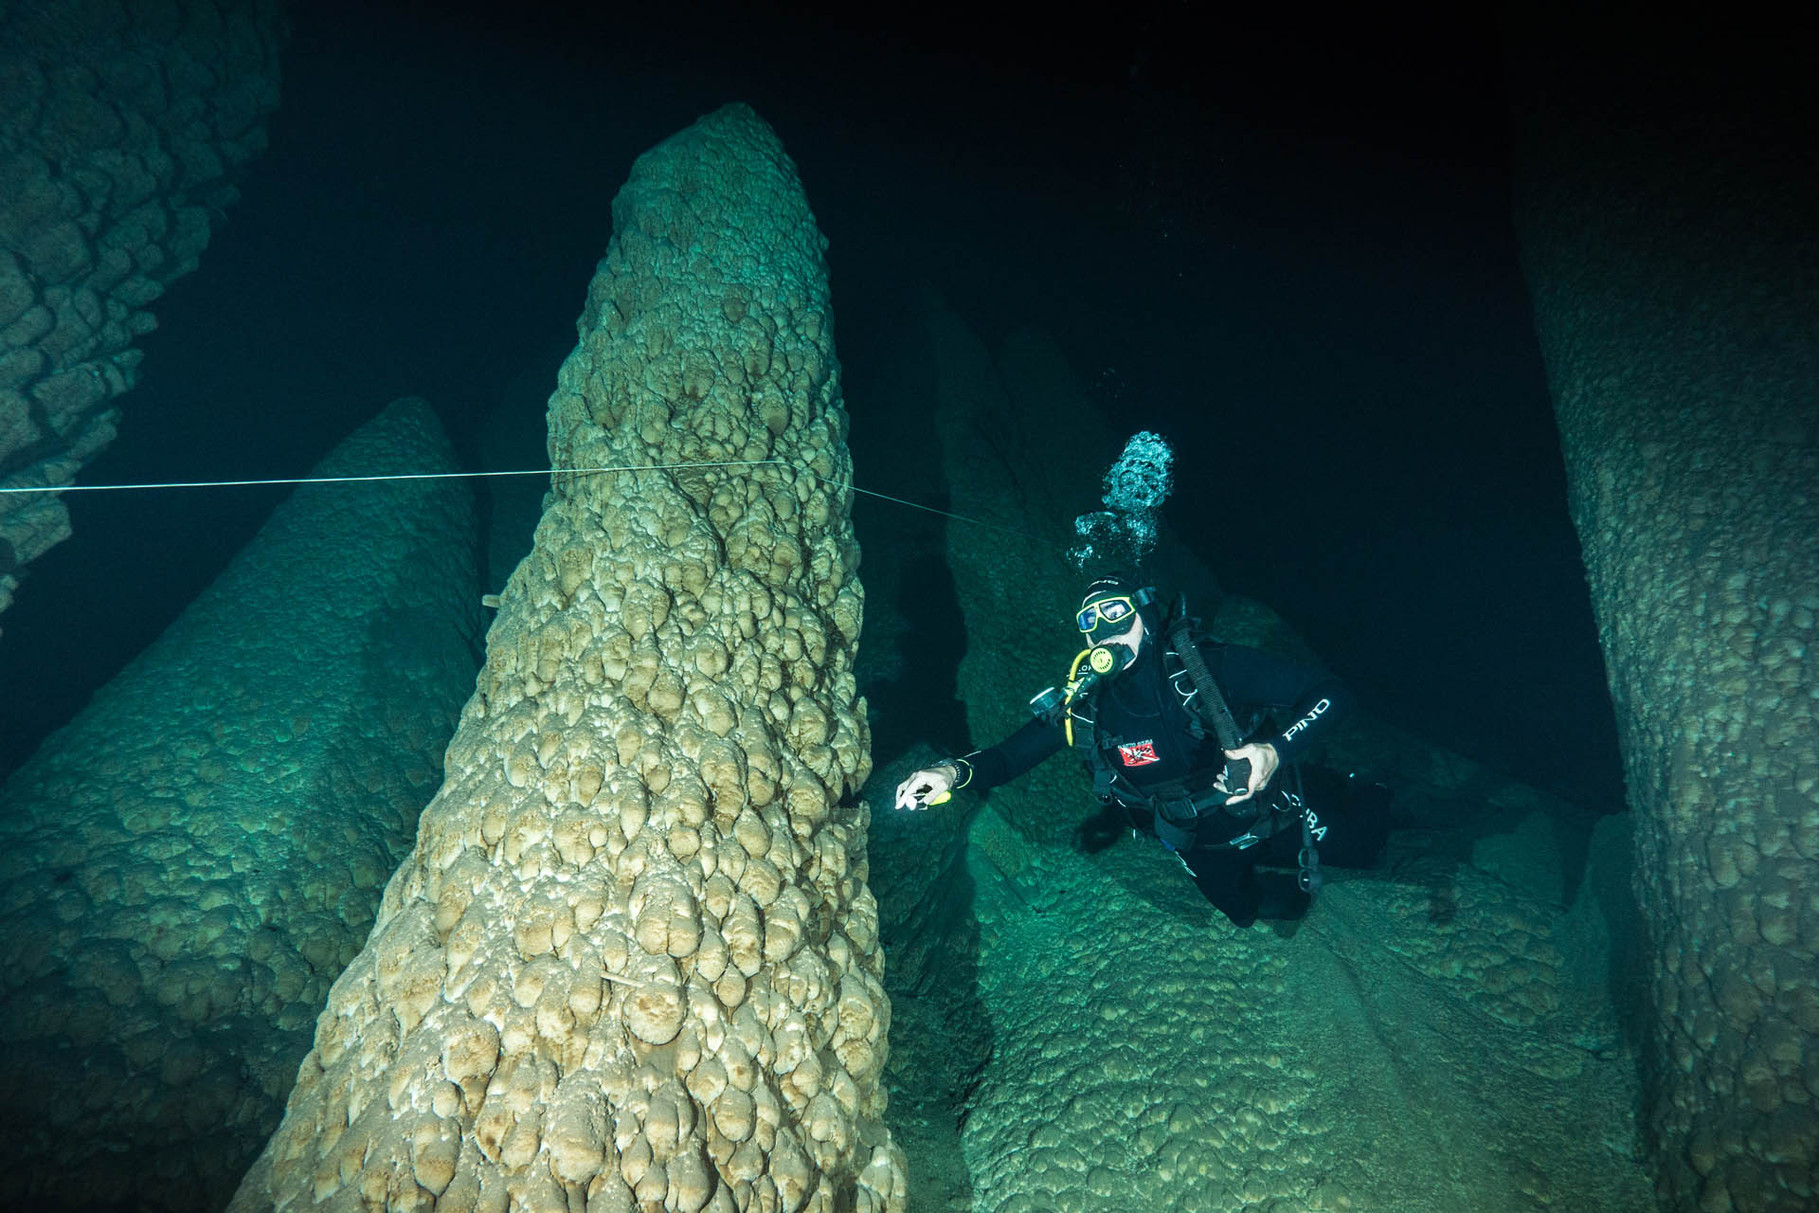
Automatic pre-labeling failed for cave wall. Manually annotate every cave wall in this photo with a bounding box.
[0,397,481,1210]
[231,104,908,1213]
[0,0,284,635]
[1508,37,1819,1213]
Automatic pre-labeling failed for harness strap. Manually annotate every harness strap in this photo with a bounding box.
[1289,765,1324,894]
[1165,614,1244,751]
[1163,610,1258,804]
[1195,797,1294,850]
[1298,808,1323,893]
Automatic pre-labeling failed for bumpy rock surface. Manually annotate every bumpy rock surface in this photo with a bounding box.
[861,287,1650,1211]
[0,397,481,1211]
[0,0,284,635]
[232,105,907,1213]
[1510,59,1819,1213]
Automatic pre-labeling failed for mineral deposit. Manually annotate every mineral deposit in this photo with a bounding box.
[0,397,481,1210]
[0,0,285,634]
[232,104,907,1213]
[1511,55,1817,1212]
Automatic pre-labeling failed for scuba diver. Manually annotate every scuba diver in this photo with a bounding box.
[893,575,1388,926]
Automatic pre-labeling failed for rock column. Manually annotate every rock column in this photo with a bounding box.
[1510,46,1819,1213]
[0,0,284,634]
[232,104,907,1213]
[0,397,482,1210]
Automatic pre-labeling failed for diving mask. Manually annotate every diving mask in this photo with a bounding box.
[1076,594,1136,636]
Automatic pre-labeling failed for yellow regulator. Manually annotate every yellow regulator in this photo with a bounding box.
[1060,645,1121,746]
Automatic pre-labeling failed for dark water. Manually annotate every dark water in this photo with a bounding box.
[0,3,1620,807]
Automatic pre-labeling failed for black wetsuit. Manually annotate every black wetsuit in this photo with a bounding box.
[956,631,1360,926]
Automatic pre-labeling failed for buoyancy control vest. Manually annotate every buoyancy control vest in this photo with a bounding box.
[1072,600,1326,888]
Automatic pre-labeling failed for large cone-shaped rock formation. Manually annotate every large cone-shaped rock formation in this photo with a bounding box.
[0,0,285,636]
[1509,43,1818,1213]
[0,397,482,1211]
[232,104,908,1213]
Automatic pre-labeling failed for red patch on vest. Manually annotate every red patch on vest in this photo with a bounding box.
[1118,740,1160,767]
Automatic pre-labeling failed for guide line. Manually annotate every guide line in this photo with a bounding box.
[0,458,1040,540]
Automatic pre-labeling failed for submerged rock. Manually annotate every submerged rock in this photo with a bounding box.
[231,104,907,1213]
[1510,34,1819,1212]
[0,0,286,635]
[0,397,482,1210]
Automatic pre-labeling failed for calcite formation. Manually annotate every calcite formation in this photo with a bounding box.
[1510,58,1818,1213]
[0,397,481,1211]
[232,104,907,1213]
[0,0,284,635]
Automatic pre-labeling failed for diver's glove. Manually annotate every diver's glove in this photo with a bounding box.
[1215,742,1279,805]
[893,757,973,811]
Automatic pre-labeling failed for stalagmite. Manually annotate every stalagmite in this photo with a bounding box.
[0,0,286,635]
[1509,38,1818,1213]
[232,104,907,1213]
[0,398,482,1211]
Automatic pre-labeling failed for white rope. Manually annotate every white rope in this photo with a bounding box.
[0,459,787,494]
[0,457,1040,539]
